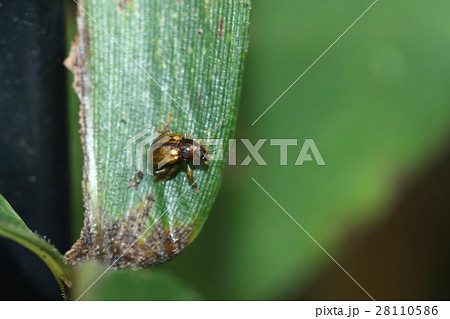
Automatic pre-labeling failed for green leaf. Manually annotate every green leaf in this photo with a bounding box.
[65,0,251,267]
[74,261,201,300]
[0,194,72,297]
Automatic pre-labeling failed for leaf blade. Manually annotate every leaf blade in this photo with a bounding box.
[66,0,251,268]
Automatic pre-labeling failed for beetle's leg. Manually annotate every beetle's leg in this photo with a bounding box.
[154,166,168,175]
[156,113,173,132]
[186,163,200,194]
[157,163,181,183]
[155,126,171,135]
[154,166,170,181]
[164,113,173,130]
[167,162,181,176]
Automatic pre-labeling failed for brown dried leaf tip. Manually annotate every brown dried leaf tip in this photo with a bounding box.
[65,194,194,269]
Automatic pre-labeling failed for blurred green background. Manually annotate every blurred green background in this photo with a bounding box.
[67,0,450,300]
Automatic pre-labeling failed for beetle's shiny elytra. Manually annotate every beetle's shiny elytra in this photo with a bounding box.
[150,130,209,193]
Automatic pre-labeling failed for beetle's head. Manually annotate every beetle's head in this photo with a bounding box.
[180,139,209,164]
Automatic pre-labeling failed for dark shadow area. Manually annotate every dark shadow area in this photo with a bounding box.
[293,142,450,300]
[0,0,70,300]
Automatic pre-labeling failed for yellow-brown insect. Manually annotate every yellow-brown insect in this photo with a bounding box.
[150,130,209,193]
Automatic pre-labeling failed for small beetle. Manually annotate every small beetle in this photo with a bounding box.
[150,130,209,193]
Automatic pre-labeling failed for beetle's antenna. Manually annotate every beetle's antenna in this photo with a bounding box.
[205,146,224,163]
[197,118,225,157]
[208,147,222,153]
[164,112,173,131]
[209,118,225,139]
